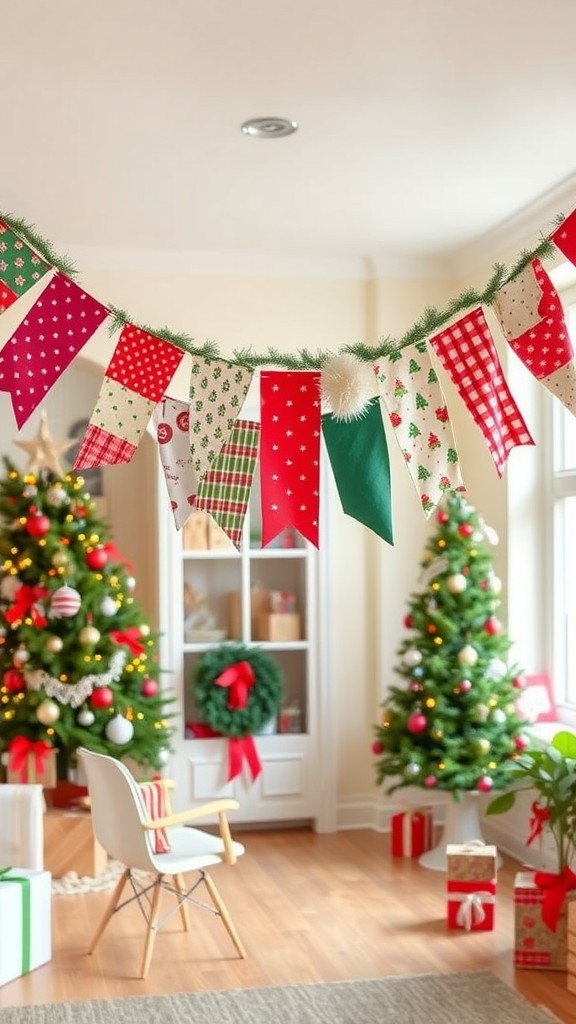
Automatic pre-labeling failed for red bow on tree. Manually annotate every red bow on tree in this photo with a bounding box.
[5,584,49,627]
[110,627,145,657]
[7,736,53,782]
[103,542,133,572]
[214,660,255,709]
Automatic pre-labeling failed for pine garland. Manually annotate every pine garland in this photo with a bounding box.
[0,208,565,370]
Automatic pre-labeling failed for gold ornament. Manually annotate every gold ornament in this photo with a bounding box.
[14,411,75,476]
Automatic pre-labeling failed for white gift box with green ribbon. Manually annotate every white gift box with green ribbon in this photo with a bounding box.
[0,867,51,986]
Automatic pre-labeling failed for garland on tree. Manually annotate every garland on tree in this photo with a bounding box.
[193,643,284,782]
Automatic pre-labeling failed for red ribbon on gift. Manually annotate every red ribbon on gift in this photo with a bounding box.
[110,627,145,657]
[103,542,133,572]
[214,661,255,709]
[533,866,576,932]
[526,801,551,847]
[5,584,48,627]
[7,736,53,782]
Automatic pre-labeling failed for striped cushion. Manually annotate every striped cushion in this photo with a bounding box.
[138,780,171,853]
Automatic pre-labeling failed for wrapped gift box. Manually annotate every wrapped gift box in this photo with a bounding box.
[0,784,45,871]
[514,870,576,970]
[44,808,107,878]
[391,806,434,858]
[6,744,57,789]
[0,868,51,986]
[446,842,497,931]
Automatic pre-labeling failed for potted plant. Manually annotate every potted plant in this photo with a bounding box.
[486,730,576,873]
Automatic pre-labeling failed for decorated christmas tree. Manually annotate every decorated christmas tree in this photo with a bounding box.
[373,489,528,798]
[0,419,173,783]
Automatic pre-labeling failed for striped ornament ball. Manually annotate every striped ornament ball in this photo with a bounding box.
[49,585,82,618]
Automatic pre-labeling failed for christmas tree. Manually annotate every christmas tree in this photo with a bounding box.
[373,489,528,798]
[0,422,173,782]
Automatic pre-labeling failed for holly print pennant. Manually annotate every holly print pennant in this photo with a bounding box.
[152,397,199,529]
[260,370,321,548]
[196,420,260,549]
[189,357,253,486]
[322,399,393,544]
[373,340,464,516]
[551,207,576,267]
[0,220,50,314]
[429,306,535,477]
[499,259,576,415]
[0,272,107,429]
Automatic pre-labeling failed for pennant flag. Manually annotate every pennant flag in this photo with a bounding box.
[260,370,321,548]
[196,420,260,549]
[0,272,107,429]
[551,208,576,266]
[495,258,576,416]
[429,306,534,477]
[73,324,184,469]
[189,357,253,486]
[322,399,393,545]
[152,397,199,529]
[492,262,544,342]
[373,340,464,516]
[0,220,51,314]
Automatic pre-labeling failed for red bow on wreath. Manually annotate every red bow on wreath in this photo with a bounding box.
[214,660,255,708]
[5,584,49,627]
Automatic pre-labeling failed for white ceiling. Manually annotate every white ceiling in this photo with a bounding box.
[4,0,576,277]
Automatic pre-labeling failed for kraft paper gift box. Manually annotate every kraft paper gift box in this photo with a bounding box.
[0,867,52,986]
[391,806,434,858]
[446,842,497,931]
[514,869,576,970]
[6,739,57,789]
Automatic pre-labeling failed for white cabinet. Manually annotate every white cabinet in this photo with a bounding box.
[156,467,330,830]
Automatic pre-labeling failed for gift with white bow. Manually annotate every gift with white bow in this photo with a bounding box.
[446,841,497,932]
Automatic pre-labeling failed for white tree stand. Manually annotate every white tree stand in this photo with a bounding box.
[419,791,502,871]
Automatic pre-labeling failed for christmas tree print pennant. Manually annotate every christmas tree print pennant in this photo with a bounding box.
[74,324,184,469]
[322,399,393,545]
[429,307,535,477]
[497,258,576,415]
[0,272,107,429]
[196,420,260,550]
[0,220,51,314]
[152,397,199,529]
[260,370,321,548]
[551,207,576,266]
[189,357,253,486]
[373,340,465,516]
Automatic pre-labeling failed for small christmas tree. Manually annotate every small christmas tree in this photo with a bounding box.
[0,430,173,782]
[373,489,528,798]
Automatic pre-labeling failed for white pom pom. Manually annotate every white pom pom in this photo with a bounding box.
[321,354,375,422]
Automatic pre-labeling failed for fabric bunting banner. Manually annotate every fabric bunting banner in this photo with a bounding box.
[492,262,544,342]
[189,357,253,487]
[0,272,107,429]
[429,307,535,477]
[260,370,321,548]
[74,324,184,469]
[494,258,576,416]
[322,399,393,545]
[195,420,260,549]
[373,339,465,516]
[0,220,51,314]
[152,397,199,529]
[551,208,576,267]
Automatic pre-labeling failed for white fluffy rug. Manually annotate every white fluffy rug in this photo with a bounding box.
[51,860,152,895]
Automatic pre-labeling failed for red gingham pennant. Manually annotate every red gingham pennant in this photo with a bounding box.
[429,307,534,477]
[73,424,136,469]
[0,272,107,428]
[259,370,321,548]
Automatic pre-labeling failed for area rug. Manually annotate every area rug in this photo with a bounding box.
[51,861,149,896]
[0,972,559,1023]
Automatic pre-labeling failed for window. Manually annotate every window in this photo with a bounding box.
[551,286,576,707]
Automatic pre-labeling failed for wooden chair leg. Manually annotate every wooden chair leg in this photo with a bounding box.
[88,868,130,955]
[173,873,190,931]
[203,871,246,958]
[140,876,163,979]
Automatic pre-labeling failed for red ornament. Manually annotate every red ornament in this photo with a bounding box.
[457,679,473,693]
[89,686,114,709]
[26,512,50,538]
[476,775,494,792]
[3,668,25,693]
[407,711,427,734]
[458,523,474,538]
[512,675,526,690]
[484,616,502,636]
[86,547,108,571]
[371,740,384,756]
[514,734,529,751]
[403,614,414,629]
[437,510,449,524]
[141,677,159,698]
[424,774,438,788]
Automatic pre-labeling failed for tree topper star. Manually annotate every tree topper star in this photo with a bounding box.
[14,410,75,476]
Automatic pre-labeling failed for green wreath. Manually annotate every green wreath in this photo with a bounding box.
[193,643,284,737]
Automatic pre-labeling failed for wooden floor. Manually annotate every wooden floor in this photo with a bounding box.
[1,827,574,1022]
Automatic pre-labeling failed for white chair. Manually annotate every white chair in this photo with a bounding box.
[0,784,45,870]
[77,747,246,978]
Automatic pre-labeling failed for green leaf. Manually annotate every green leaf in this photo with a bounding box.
[553,731,576,758]
[485,790,516,815]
